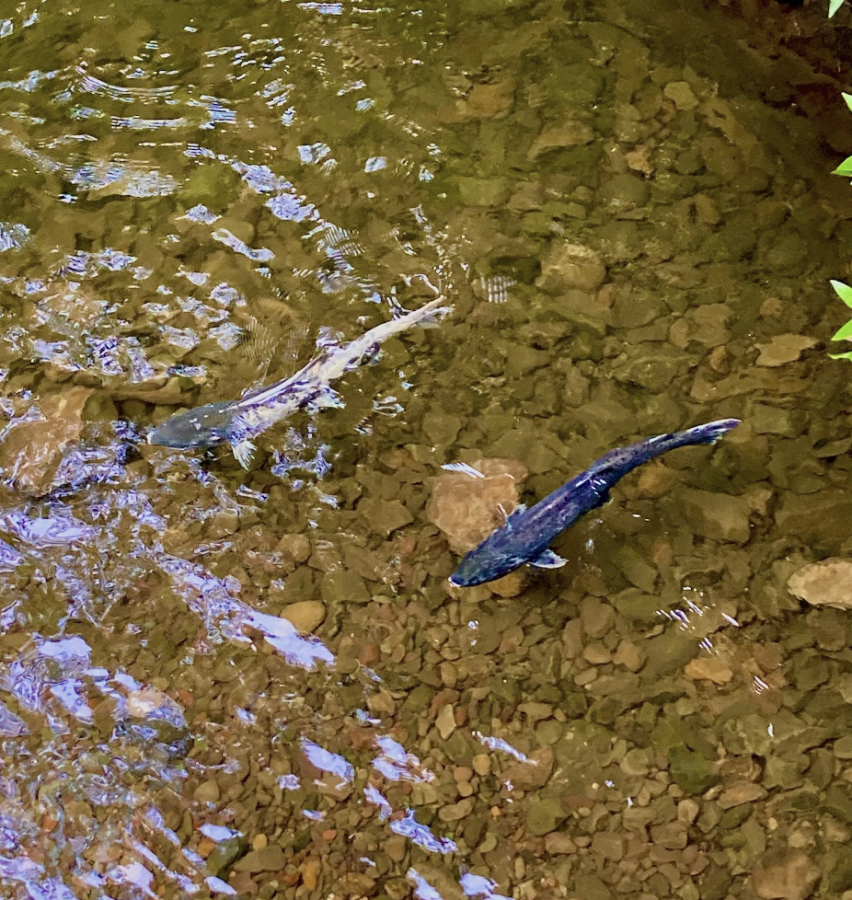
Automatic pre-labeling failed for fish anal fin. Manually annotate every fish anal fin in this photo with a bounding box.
[529,548,567,569]
[232,439,257,469]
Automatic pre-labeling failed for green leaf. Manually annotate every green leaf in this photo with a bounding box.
[831,279,852,308]
[828,350,852,360]
[833,156,852,176]
[843,92,852,114]
[831,320,852,341]
[830,0,845,18]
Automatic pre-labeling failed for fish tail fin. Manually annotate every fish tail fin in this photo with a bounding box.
[639,418,740,460]
[680,418,741,446]
[394,296,453,328]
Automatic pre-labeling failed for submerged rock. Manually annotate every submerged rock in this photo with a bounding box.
[281,600,326,633]
[358,498,414,536]
[610,344,692,393]
[775,493,852,544]
[457,80,515,119]
[537,241,606,293]
[501,746,554,791]
[528,120,595,159]
[321,569,371,605]
[427,458,528,553]
[663,80,699,110]
[755,334,819,367]
[233,844,287,873]
[680,489,751,543]
[752,848,820,900]
[526,798,565,836]
[685,656,734,685]
[788,558,852,609]
[0,387,94,493]
[668,745,719,795]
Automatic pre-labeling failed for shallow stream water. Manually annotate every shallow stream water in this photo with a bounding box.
[2,0,852,898]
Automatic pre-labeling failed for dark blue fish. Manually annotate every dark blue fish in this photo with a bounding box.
[449,419,740,587]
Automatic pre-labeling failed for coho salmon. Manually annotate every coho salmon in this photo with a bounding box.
[450,419,740,587]
[149,298,451,467]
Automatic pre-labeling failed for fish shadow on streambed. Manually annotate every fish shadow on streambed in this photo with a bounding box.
[449,419,741,588]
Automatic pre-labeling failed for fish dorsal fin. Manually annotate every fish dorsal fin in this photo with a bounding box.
[505,503,527,526]
[493,503,527,530]
[529,548,567,569]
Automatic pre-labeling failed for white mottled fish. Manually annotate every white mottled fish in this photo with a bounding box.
[149,298,451,468]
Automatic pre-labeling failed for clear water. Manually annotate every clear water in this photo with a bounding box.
[0,0,851,897]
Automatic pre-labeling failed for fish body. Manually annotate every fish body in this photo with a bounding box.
[149,298,450,467]
[449,418,740,587]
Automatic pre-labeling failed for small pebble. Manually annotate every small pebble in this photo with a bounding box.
[620,748,651,777]
[562,619,584,658]
[473,754,491,776]
[580,596,616,638]
[544,833,577,854]
[193,781,221,803]
[583,642,612,665]
[684,656,734,685]
[359,642,380,666]
[613,639,644,672]
[718,783,767,808]
[479,834,498,853]
[385,835,407,862]
[752,848,820,900]
[279,533,312,562]
[678,798,700,825]
[281,600,326,633]
[440,661,458,688]
[436,704,457,739]
[302,857,321,891]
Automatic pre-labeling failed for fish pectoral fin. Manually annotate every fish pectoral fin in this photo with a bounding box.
[307,386,344,413]
[232,439,257,469]
[441,461,485,479]
[529,548,567,569]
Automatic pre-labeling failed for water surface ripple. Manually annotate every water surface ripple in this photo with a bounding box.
[0,0,851,898]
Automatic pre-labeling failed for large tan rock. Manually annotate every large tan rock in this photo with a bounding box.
[0,387,93,493]
[752,848,820,900]
[427,458,527,553]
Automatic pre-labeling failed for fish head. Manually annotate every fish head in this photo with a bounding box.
[148,401,234,449]
[449,537,528,588]
[449,551,493,587]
